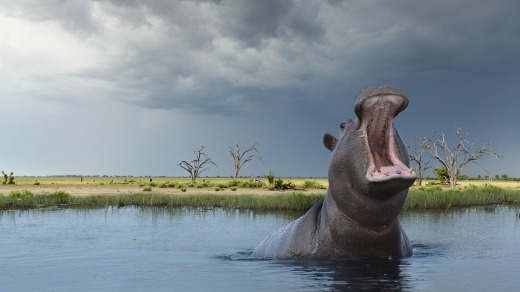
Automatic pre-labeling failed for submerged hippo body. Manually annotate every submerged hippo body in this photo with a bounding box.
[253,87,417,259]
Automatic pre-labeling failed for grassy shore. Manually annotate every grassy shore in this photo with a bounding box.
[0,192,323,212]
[1,177,519,211]
[405,184,520,210]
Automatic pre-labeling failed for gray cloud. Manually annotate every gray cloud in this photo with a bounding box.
[218,0,294,47]
[1,0,519,177]
[216,0,326,47]
[8,0,519,116]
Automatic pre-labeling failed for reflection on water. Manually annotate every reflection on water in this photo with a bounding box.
[0,206,519,291]
[278,258,406,291]
[216,252,408,290]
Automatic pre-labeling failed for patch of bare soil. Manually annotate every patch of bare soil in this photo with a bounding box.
[0,184,326,197]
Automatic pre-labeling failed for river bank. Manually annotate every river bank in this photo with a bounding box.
[1,177,519,211]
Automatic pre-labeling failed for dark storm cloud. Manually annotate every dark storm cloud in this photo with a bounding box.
[217,0,325,47]
[219,0,294,47]
[9,0,519,118]
[2,0,520,176]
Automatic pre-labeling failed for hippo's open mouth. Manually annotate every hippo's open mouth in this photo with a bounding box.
[355,92,417,182]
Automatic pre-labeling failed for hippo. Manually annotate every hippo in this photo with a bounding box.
[253,87,417,259]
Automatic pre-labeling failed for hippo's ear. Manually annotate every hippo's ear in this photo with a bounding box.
[323,133,337,152]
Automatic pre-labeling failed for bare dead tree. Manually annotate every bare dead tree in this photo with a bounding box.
[429,128,502,187]
[407,136,431,186]
[229,143,262,179]
[178,145,217,182]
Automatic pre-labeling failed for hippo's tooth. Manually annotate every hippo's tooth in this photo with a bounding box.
[384,152,393,166]
[372,151,383,167]
[379,129,386,144]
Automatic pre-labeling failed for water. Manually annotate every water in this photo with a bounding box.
[1,206,519,291]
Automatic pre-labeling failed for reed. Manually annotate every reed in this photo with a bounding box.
[1,185,519,211]
[0,192,323,212]
[405,185,520,210]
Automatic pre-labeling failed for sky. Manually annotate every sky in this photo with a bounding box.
[0,0,519,178]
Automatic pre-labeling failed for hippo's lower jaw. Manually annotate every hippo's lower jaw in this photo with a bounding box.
[358,94,417,183]
[367,165,415,182]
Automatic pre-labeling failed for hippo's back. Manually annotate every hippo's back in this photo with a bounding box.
[252,199,324,258]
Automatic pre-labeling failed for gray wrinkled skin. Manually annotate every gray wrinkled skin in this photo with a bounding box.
[253,87,417,259]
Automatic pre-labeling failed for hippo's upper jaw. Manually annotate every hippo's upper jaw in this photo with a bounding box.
[355,90,417,183]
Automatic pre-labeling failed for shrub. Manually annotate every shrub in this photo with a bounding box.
[2,171,15,185]
[51,190,69,197]
[239,180,264,188]
[159,183,168,188]
[51,190,70,199]
[33,180,40,185]
[302,180,325,189]
[9,189,33,198]
[143,186,152,192]
[181,187,187,192]
[227,180,240,187]
[266,171,275,185]
[215,187,220,192]
[274,178,283,189]
[433,168,450,184]
[273,179,294,190]
[231,187,237,191]
[202,181,213,188]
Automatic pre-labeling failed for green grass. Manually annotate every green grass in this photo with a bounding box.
[0,192,323,211]
[1,184,519,212]
[404,185,520,210]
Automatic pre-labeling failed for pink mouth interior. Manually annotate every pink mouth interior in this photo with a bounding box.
[360,95,416,182]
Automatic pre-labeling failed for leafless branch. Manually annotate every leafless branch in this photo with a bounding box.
[428,128,501,187]
[178,145,217,182]
[407,136,431,186]
[229,142,262,179]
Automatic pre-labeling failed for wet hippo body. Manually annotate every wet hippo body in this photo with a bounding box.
[253,87,417,259]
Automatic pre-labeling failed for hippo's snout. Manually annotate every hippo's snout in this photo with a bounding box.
[354,87,409,122]
[354,88,416,183]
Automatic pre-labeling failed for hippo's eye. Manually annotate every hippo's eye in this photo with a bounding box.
[340,119,353,130]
